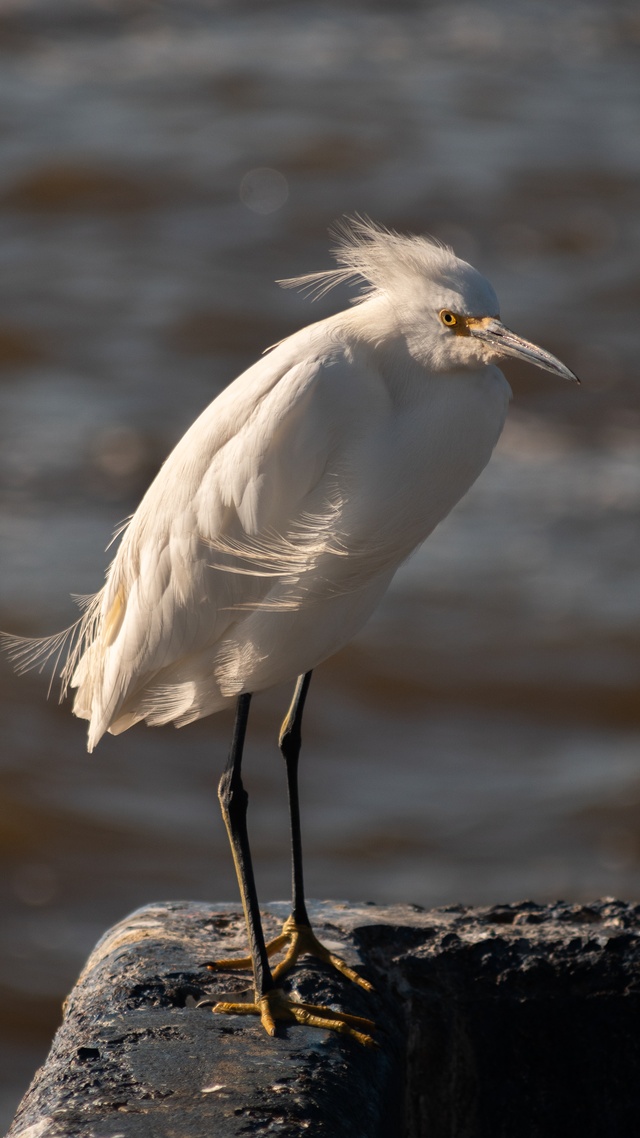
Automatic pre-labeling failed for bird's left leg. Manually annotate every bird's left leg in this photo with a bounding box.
[211,671,374,993]
[201,688,375,1045]
[271,671,374,991]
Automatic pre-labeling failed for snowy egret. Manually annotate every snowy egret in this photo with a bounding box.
[6,218,578,1045]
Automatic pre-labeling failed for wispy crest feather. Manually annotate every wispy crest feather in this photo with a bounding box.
[279,215,456,303]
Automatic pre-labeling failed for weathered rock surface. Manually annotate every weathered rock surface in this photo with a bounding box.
[7,898,640,1138]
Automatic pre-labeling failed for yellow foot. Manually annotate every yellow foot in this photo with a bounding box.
[211,988,377,1047]
[205,914,374,992]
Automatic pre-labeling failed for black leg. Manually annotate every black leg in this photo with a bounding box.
[206,675,376,1043]
[218,692,273,998]
[279,670,313,926]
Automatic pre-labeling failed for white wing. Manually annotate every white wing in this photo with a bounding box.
[67,324,380,750]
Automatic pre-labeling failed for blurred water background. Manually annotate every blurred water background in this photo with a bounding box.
[1,0,640,1124]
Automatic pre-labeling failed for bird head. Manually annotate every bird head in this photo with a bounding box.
[423,263,579,382]
[284,217,578,383]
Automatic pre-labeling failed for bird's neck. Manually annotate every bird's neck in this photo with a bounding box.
[337,295,444,377]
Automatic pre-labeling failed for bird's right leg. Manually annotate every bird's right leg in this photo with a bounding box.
[201,693,274,1018]
[201,690,375,1044]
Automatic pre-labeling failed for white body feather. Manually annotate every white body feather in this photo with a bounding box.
[10,222,518,751]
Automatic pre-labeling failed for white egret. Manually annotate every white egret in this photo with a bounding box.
[6,218,578,1045]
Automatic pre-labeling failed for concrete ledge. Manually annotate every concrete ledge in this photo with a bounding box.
[8,898,640,1137]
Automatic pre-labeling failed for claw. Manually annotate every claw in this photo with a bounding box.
[272,916,374,991]
[205,915,374,992]
[212,989,377,1047]
[203,915,377,1045]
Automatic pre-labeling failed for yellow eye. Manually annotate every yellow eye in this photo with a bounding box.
[440,310,458,327]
